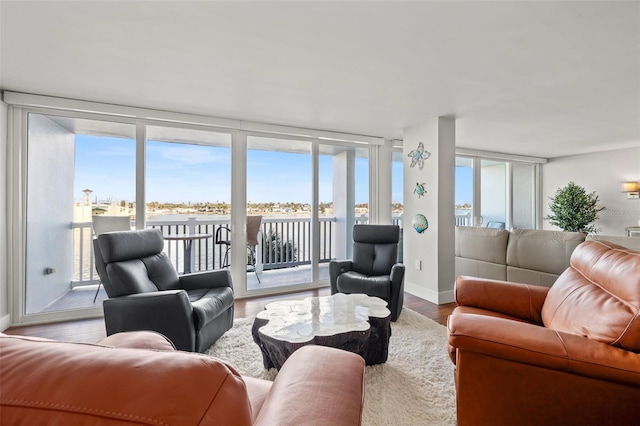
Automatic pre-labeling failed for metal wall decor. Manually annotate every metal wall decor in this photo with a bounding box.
[408,142,431,170]
[414,182,427,198]
[412,214,429,234]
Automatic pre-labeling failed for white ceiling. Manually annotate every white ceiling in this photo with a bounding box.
[1,1,639,158]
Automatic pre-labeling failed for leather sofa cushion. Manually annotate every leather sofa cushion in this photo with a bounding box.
[96,330,176,351]
[455,226,509,264]
[455,257,507,281]
[506,266,558,288]
[542,240,640,352]
[0,334,253,425]
[190,286,235,327]
[337,271,390,300]
[506,228,585,275]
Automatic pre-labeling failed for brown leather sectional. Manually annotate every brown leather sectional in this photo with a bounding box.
[448,240,640,425]
[0,331,365,425]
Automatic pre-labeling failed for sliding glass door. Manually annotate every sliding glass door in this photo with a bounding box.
[455,155,540,230]
[480,159,508,227]
[12,102,377,323]
[246,136,313,290]
[455,157,474,226]
[145,126,232,274]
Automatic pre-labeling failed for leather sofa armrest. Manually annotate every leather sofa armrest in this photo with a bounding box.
[455,275,548,324]
[329,260,353,293]
[103,290,196,352]
[180,269,232,290]
[254,345,365,426]
[96,331,176,351]
[448,312,640,388]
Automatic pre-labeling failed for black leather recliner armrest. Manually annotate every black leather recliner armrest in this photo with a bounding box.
[329,260,353,293]
[103,290,196,352]
[389,263,405,321]
[180,269,232,291]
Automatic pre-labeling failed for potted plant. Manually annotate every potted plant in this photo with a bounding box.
[545,182,605,234]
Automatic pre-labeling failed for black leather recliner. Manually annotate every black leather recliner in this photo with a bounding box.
[95,229,234,352]
[329,224,405,321]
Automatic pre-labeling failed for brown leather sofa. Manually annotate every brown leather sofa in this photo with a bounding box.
[448,240,640,426]
[0,331,365,425]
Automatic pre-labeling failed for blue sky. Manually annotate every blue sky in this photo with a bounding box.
[74,135,472,205]
[455,167,473,205]
[75,136,370,204]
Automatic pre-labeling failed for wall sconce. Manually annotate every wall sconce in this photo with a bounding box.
[621,181,639,199]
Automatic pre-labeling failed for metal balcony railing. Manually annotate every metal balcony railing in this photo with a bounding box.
[455,212,472,226]
[71,216,338,287]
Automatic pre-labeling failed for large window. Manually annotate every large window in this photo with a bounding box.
[247,136,313,290]
[455,157,474,226]
[11,97,381,324]
[455,154,541,230]
[145,126,232,274]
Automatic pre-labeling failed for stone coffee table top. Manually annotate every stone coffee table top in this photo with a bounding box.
[252,293,391,369]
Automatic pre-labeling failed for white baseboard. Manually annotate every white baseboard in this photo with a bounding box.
[405,281,455,304]
[0,314,11,332]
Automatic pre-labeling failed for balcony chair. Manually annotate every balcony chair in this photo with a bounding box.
[91,215,131,302]
[486,221,505,229]
[448,240,640,425]
[329,224,405,321]
[215,215,263,283]
[96,229,234,352]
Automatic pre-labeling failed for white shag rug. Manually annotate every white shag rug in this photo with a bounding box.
[207,308,456,426]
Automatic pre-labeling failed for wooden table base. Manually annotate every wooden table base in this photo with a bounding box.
[252,314,391,370]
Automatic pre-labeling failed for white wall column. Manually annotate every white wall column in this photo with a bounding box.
[403,116,456,304]
[231,131,248,296]
[371,140,393,225]
[333,150,356,259]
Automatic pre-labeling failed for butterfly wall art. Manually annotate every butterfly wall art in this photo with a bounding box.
[408,142,431,170]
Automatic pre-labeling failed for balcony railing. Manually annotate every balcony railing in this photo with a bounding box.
[455,211,472,226]
[72,216,337,287]
[72,215,409,288]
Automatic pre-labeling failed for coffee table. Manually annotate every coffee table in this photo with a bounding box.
[251,293,391,370]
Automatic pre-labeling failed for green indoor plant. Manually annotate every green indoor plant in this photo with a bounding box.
[545,181,605,234]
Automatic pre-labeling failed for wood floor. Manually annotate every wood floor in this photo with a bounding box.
[3,288,456,344]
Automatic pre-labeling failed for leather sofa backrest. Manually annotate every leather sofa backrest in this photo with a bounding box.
[352,225,399,276]
[455,226,509,264]
[0,334,254,425]
[542,240,640,352]
[506,228,585,275]
[99,229,181,296]
[586,234,640,251]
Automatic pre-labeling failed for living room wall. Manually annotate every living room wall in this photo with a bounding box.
[542,146,640,236]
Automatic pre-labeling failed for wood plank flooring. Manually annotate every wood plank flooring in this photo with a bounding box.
[3,289,456,344]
